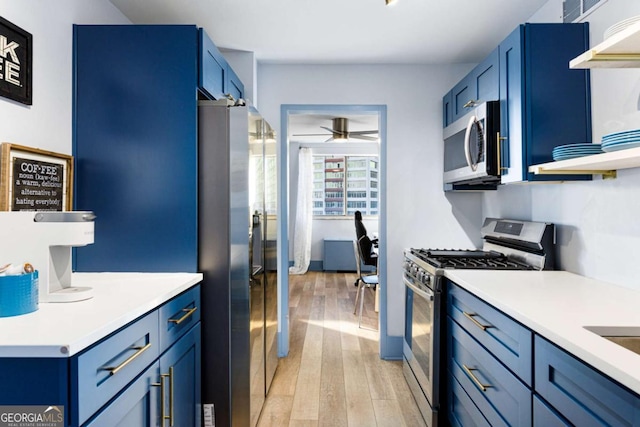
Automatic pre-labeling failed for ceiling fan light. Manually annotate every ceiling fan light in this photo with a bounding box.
[334,136,348,142]
[385,0,398,6]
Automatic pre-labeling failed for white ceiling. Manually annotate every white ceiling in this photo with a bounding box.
[109,0,550,64]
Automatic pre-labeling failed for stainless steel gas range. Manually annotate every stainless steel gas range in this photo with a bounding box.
[402,218,556,427]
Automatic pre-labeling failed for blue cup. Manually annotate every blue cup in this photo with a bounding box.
[0,271,39,317]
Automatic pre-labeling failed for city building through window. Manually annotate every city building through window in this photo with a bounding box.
[312,155,379,216]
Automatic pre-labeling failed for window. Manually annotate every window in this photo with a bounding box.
[347,191,366,198]
[563,0,607,22]
[312,155,379,216]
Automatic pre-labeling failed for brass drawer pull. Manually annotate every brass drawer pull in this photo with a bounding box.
[463,311,492,331]
[103,342,152,376]
[497,132,508,172]
[153,368,175,426]
[169,366,175,426]
[152,372,171,424]
[462,364,492,392]
[168,307,198,325]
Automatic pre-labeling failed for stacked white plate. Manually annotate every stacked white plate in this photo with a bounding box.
[601,129,640,152]
[604,15,640,40]
[552,143,603,161]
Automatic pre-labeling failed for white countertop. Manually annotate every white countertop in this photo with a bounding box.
[0,272,203,358]
[445,270,640,395]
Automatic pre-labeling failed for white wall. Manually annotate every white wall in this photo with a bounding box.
[485,0,640,290]
[0,0,130,155]
[258,63,484,338]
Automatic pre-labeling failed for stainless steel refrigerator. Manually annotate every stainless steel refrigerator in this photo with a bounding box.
[198,102,278,427]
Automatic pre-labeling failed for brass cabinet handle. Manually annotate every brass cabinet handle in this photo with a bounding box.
[497,132,508,172]
[463,311,492,331]
[462,364,492,392]
[168,307,198,325]
[463,99,478,108]
[169,366,175,426]
[152,373,169,424]
[103,342,152,376]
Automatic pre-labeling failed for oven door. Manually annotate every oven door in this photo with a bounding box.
[403,274,438,414]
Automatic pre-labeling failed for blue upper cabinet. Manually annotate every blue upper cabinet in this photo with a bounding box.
[73,25,244,272]
[199,28,244,101]
[499,23,592,183]
[73,25,199,272]
[199,28,226,99]
[442,23,591,183]
[448,47,499,124]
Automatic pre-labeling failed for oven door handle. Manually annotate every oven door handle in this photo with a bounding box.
[403,276,434,301]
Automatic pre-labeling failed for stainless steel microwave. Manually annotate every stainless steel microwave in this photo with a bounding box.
[443,101,502,187]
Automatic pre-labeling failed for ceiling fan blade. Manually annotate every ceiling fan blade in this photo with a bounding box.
[324,136,334,143]
[351,134,379,141]
[319,126,343,135]
[292,133,332,136]
[349,130,379,135]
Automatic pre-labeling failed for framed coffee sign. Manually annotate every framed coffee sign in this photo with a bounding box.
[0,16,32,105]
[0,143,73,211]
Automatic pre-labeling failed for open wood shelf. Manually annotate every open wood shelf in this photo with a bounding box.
[570,20,640,69]
[528,146,640,180]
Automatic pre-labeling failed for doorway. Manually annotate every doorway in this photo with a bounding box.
[278,104,388,358]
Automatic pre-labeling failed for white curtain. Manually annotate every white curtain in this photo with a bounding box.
[289,147,313,275]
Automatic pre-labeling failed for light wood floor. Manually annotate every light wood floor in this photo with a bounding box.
[257,271,426,427]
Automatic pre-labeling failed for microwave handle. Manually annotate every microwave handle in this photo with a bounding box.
[464,115,477,172]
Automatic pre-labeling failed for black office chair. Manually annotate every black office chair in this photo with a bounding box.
[355,210,378,249]
[353,237,379,329]
[354,211,378,289]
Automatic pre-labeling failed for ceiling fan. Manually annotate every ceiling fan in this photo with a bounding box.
[293,117,379,142]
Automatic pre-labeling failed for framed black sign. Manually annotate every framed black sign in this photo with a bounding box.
[0,143,74,211]
[0,17,32,105]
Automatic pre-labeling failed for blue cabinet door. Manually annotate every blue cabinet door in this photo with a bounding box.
[451,76,473,123]
[84,361,160,427]
[535,335,640,426]
[533,395,570,427]
[498,25,524,183]
[448,371,491,427]
[473,47,499,104]
[499,23,592,183]
[225,64,244,101]
[443,90,453,128]
[199,28,226,100]
[73,25,198,272]
[159,323,202,427]
[450,48,499,124]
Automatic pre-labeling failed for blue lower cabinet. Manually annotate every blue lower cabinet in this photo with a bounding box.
[448,317,532,426]
[448,282,533,386]
[0,287,202,427]
[533,395,570,427]
[73,311,160,425]
[448,371,491,427]
[535,335,640,426]
[84,361,160,427]
[159,323,202,427]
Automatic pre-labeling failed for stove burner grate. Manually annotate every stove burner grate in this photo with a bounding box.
[410,248,533,270]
